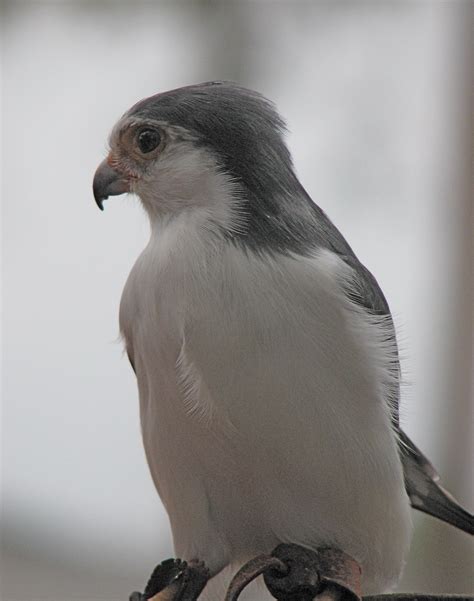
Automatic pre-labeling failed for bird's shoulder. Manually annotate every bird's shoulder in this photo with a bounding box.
[296,195,392,317]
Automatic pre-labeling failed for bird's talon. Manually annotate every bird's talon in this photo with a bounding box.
[143,558,188,600]
[175,560,210,601]
[225,554,287,601]
[225,545,361,601]
[264,545,361,601]
[131,557,209,601]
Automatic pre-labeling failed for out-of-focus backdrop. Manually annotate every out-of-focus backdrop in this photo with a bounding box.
[1,2,472,600]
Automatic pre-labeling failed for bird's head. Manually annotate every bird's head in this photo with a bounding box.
[93,82,309,247]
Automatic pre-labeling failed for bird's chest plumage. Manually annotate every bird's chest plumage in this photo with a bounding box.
[119,227,207,436]
[119,226,245,517]
[119,222,412,592]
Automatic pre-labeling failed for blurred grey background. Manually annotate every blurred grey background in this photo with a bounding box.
[1,1,473,600]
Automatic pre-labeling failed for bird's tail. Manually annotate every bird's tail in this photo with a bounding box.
[399,430,474,535]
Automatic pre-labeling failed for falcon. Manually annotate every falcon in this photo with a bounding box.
[93,82,473,598]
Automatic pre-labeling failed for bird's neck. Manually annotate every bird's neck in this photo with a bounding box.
[139,149,245,243]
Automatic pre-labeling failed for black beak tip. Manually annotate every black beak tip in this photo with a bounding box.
[95,195,105,211]
[93,179,106,211]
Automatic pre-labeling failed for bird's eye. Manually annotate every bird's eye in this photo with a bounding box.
[137,129,161,154]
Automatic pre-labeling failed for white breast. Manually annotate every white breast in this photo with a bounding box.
[119,213,412,595]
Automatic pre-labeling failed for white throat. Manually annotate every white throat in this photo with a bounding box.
[135,143,246,240]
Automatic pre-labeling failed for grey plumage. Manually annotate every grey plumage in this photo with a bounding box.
[399,431,474,535]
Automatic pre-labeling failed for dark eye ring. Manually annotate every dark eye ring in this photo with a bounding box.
[137,128,161,154]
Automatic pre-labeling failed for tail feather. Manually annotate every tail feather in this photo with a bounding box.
[399,430,474,535]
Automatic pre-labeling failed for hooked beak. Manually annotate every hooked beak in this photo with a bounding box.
[93,158,130,210]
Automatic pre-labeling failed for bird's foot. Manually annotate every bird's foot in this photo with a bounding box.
[130,557,210,601]
[225,544,362,601]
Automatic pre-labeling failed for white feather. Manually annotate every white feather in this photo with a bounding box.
[119,178,413,596]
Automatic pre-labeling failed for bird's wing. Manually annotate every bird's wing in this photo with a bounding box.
[279,187,474,535]
[332,251,474,535]
[398,430,474,535]
[335,253,400,427]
